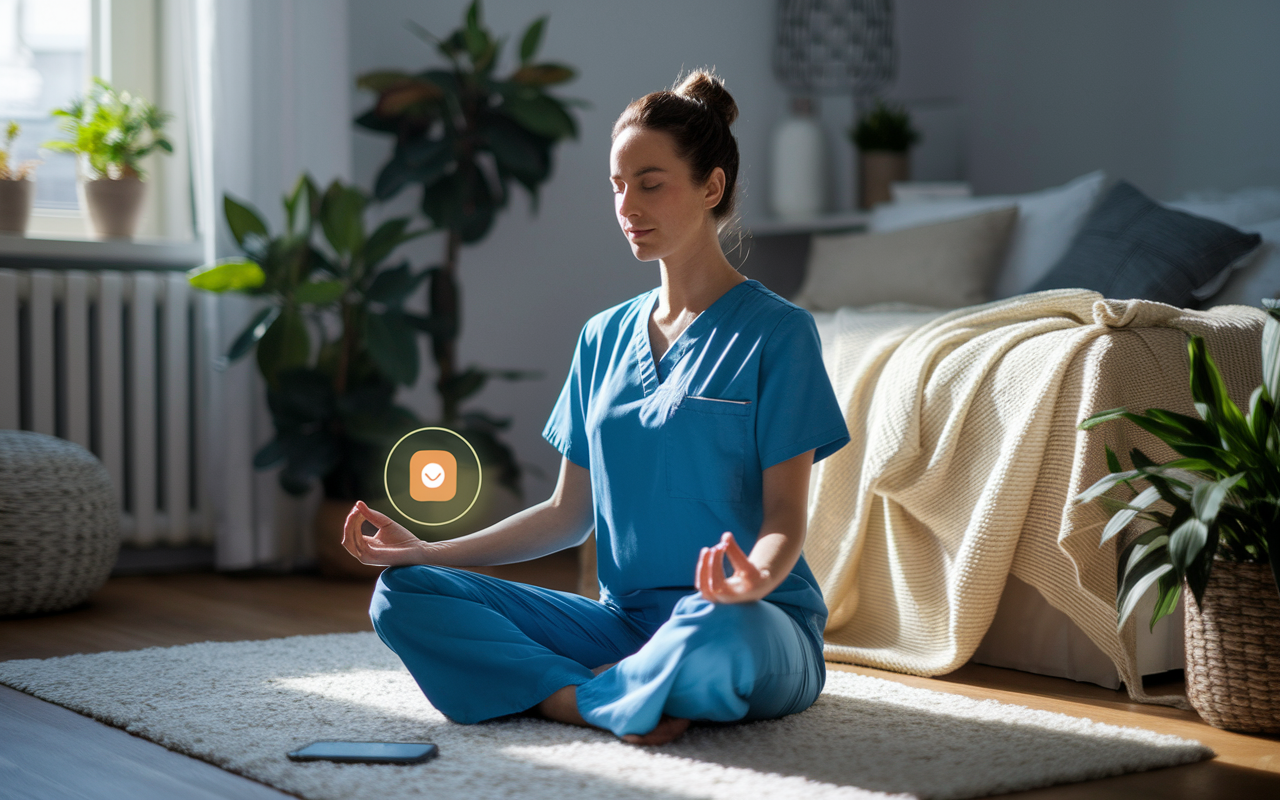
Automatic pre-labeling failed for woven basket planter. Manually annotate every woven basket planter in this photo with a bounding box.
[1184,559,1280,733]
[0,430,120,616]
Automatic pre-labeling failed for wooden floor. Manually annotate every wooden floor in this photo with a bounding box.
[2,553,1279,800]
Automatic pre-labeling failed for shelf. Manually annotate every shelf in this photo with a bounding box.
[743,211,870,237]
[0,232,204,269]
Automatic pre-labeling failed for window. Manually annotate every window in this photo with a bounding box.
[0,0,90,210]
[0,0,191,243]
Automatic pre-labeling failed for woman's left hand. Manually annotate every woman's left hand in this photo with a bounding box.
[695,532,773,604]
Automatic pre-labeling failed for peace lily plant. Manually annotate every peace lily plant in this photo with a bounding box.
[1076,302,1280,631]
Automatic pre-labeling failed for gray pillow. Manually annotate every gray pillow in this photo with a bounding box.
[1030,180,1262,307]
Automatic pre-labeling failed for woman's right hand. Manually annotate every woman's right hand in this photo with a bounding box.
[340,500,433,567]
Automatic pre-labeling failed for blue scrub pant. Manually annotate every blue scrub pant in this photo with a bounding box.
[369,565,825,737]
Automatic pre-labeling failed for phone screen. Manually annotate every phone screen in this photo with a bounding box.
[287,741,438,764]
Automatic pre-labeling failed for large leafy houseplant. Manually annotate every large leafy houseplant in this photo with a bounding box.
[189,176,440,500]
[1076,303,1280,631]
[354,0,578,429]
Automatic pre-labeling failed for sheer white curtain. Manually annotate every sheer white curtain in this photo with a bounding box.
[180,0,352,569]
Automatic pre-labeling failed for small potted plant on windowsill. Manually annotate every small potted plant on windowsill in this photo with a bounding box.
[1076,302,1280,733]
[0,121,39,235]
[850,100,920,209]
[45,78,172,240]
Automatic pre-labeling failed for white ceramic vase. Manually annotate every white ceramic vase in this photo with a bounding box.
[769,98,828,221]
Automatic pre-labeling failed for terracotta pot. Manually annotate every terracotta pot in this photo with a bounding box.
[81,176,147,239]
[313,498,386,580]
[0,179,34,234]
[858,150,910,209]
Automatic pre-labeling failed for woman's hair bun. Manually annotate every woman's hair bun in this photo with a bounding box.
[674,70,738,127]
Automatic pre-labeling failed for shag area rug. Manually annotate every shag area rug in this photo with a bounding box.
[0,632,1210,800]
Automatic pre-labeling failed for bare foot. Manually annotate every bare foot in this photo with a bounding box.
[536,684,588,727]
[621,716,691,746]
[592,662,617,676]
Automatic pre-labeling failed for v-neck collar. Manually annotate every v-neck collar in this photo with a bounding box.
[635,279,756,392]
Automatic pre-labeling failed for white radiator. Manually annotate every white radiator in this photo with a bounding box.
[0,268,211,547]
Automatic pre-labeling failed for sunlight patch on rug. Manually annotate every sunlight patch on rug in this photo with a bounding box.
[0,632,1210,800]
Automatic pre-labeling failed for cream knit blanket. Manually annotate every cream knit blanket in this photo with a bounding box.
[806,289,1264,704]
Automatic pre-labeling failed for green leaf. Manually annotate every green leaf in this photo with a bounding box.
[1168,515,1209,574]
[440,367,488,404]
[320,182,367,257]
[463,1,488,61]
[356,70,415,93]
[1100,485,1161,546]
[510,63,576,87]
[365,311,419,386]
[1190,472,1243,523]
[1185,525,1220,607]
[226,306,279,362]
[375,137,454,201]
[224,195,269,249]
[253,437,287,468]
[1188,334,1250,443]
[188,259,266,293]
[284,174,320,237]
[1150,571,1183,632]
[1104,444,1124,476]
[364,217,432,269]
[502,93,577,140]
[519,16,546,63]
[1120,527,1169,582]
[256,308,310,387]
[293,280,345,306]
[484,115,551,188]
[1263,309,1280,402]
[366,262,431,306]
[1076,469,1142,505]
[1117,550,1174,631]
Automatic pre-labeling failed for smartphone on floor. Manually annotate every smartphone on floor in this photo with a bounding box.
[287,741,438,764]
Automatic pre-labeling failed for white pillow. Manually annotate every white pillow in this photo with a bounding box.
[796,206,1018,311]
[1205,217,1280,308]
[870,171,1107,300]
[1167,187,1280,229]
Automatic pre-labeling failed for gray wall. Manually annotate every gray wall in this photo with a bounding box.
[942,0,1280,198]
[346,0,1280,504]
[348,0,795,502]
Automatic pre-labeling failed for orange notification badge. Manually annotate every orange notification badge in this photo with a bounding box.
[409,450,457,502]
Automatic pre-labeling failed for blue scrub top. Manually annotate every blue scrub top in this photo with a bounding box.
[542,279,850,652]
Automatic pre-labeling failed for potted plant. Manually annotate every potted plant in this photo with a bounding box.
[189,176,429,576]
[45,78,172,239]
[1076,303,1280,732]
[0,121,38,234]
[353,0,578,445]
[850,100,920,209]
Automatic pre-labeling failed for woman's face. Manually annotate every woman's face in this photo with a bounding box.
[609,125,723,263]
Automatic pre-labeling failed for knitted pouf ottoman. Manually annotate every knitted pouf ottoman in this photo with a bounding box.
[0,430,120,615]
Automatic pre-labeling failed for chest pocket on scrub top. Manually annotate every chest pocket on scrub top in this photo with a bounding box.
[664,394,752,503]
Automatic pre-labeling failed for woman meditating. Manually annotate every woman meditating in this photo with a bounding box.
[341,71,849,746]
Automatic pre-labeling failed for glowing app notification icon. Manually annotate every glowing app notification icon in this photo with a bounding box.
[410,450,456,502]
